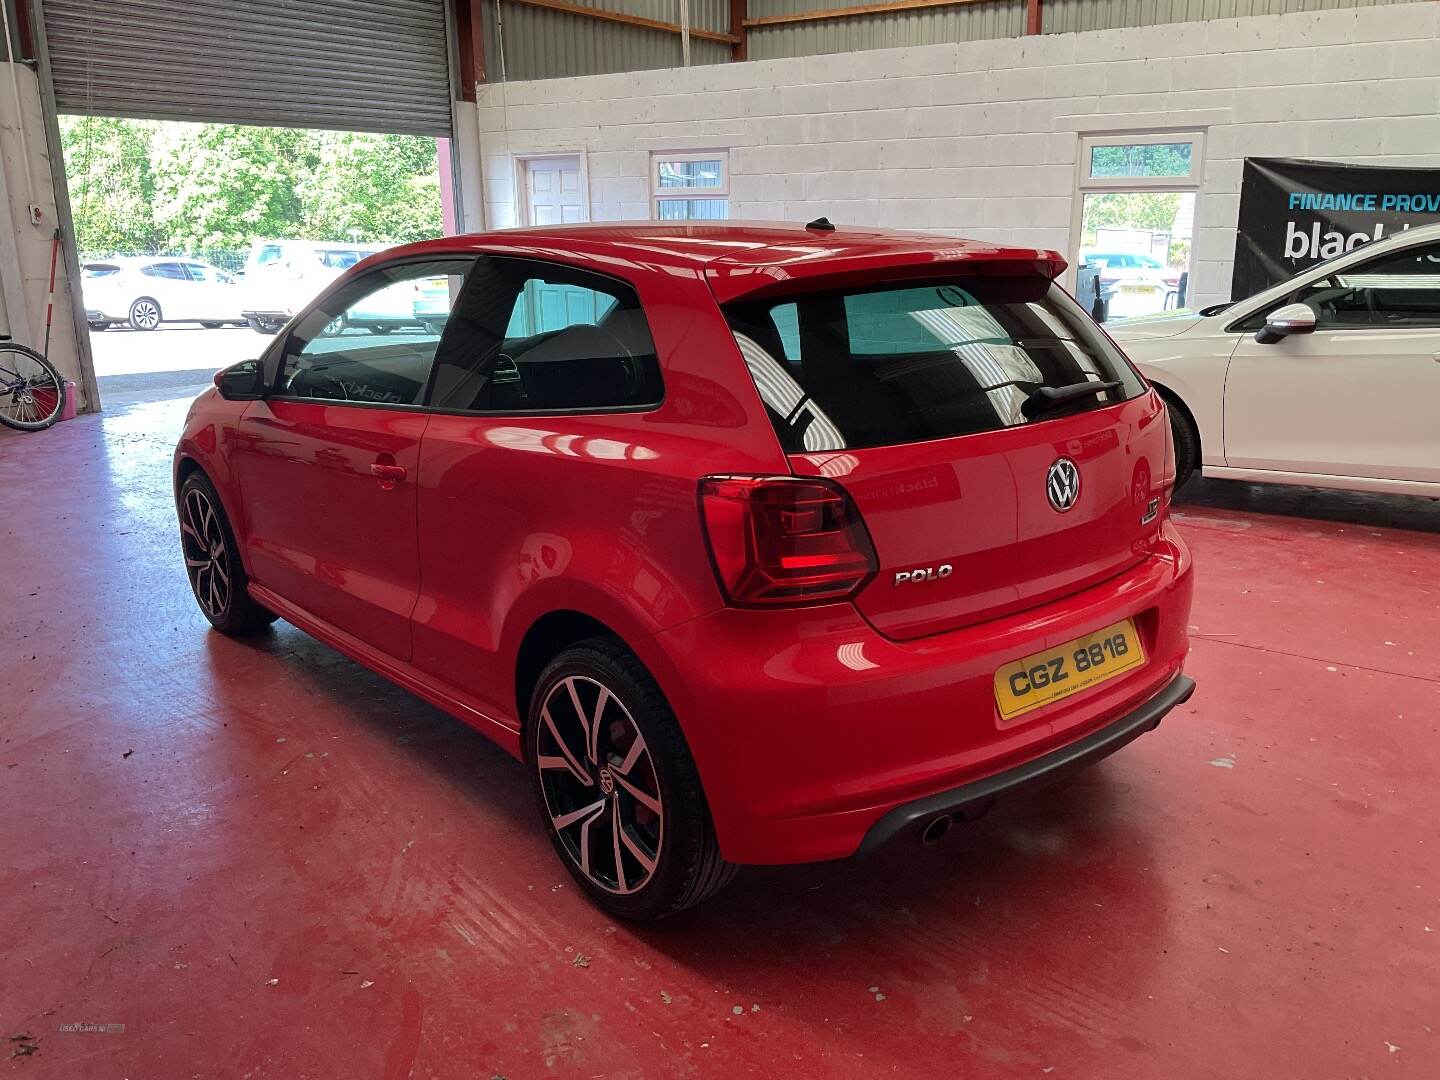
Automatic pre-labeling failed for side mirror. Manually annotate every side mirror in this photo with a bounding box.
[214,359,265,400]
[1255,303,1317,344]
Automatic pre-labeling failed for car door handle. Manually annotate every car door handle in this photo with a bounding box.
[370,463,407,482]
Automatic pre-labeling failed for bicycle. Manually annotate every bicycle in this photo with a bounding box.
[0,341,65,431]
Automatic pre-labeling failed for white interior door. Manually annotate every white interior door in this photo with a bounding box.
[524,157,587,226]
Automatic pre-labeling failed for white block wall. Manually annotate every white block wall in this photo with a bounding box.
[474,2,1440,310]
[0,61,87,406]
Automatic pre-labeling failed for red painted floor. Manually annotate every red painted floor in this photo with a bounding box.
[2,399,1438,1079]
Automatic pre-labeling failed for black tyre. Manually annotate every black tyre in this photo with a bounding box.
[320,314,347,338]
[200,321,224,329]
[1166,398,1200,489]
[527,638,736,920]
[128,297,162,331]
[0,343,65,431]
[88,320,110,332]
[247,316,279,335]
[367,324,393,335]
[178,472,279,635]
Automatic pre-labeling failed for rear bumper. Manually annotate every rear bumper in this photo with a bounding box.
[638,522,1194,865]
[854,673,1195,856]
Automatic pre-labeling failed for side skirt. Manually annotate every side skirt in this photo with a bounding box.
[248,583,524,759]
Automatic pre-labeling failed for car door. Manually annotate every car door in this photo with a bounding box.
[183,263,232,321]
[1225,239,1440,483]
[232,257,474,659]
[136,261,189,322]
[410,255,665,722]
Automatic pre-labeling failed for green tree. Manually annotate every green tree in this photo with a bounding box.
[148,123,313,249]
[295,131,442,244]
[1081,192,1182,239]
[60,116,161,252]
[61,118,443,254]
[1089,143,1191,179]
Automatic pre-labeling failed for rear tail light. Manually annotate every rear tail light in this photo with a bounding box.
[698,475,877,606]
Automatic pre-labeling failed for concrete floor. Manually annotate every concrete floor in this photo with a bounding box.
[2,394,1438,1079]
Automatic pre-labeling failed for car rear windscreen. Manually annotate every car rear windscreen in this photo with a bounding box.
[724,275,1147,452]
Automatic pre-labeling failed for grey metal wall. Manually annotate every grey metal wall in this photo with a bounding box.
[482,0,1412,80]
[747,0,1023,61]
[44,0,454,135]
[484,0,730,81]
[1042,0,1410,34]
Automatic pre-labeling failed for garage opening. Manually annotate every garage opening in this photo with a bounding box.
[60,116,447,405]
[1073,134,1202,323]
[36,0,458,408]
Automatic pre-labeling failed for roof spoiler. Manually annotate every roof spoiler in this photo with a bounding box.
[705,248,1068,305]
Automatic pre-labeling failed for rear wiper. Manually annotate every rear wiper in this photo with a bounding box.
[1020,380,1121,420]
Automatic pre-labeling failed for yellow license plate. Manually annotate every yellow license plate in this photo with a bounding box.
[994,618,1146,723]
[1121,284,1154,294]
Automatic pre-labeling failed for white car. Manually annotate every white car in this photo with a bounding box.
[81,257,246,331]
[1109,222,1440,499]
[241,240,384,334]
[1081,250,1181,319]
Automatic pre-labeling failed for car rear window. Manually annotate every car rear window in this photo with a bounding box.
[724,275,1147,452]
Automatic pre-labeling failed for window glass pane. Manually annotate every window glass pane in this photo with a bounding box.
[725,277,1146,452]
[656,198,728,221]
[1078,191,1194,320]
[656,158,724,189]
[278,259,472,406]
[1088,142,1193,179]
[316,248,372,270]
[1297,241,1440,328]
[770,302,802,362]
[428,256,662,414]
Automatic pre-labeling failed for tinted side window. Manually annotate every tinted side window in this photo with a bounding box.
[275,259,472,407]
[1296,241,1440,329]
[142,262,188,280]
[428,256,662,414]
[256,246,282,267]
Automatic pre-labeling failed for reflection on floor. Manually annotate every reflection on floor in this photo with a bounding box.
[2,393,1437,1078]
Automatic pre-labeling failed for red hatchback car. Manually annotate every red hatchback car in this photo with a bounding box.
[175,222,1194,919]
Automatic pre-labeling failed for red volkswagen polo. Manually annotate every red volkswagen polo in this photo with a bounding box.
[175,222,1194,919]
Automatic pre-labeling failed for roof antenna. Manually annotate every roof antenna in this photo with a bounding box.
[805,216,836,232]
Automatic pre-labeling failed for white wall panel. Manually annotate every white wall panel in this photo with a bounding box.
[476,2,1440,310]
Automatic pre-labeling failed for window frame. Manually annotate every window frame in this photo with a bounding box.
[1078,132,1203,191]
[267,255,479,411]
[262,254,668,419]
[650,150,730,221]
[1069,131,1204,299]
[1228,237,1440,334]
[421,254,666,418]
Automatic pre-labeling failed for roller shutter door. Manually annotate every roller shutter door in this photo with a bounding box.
[43,0,453,136]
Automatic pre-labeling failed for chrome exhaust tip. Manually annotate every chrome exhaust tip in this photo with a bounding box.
[920,814,954,846]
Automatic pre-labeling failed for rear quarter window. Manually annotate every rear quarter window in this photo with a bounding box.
[725,275,1147,452]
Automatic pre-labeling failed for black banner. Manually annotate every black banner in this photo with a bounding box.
[1231,157,1440,299]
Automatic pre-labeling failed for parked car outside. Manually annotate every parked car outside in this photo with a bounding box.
[176,223,1195,919]
[1109,220,1440,498]
[81,257,246,331]
[1081,250,1181,318]
[240,240,384,334]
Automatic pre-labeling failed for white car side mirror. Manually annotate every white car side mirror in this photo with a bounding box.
[1255,303,1317,345]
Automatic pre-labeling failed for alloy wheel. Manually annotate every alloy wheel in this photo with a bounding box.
[537,675,663,894]
[180,488,231,619]
[132,300,161,329]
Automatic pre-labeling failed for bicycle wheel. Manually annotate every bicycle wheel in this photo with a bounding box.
[0,344,65,431]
